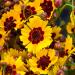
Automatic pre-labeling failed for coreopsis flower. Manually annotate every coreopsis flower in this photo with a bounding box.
[66,22,75,34]
[1,54,26,75]
[66,11,75,34]
[51,26,62,39]
[3,48,27,59]
[57,35,75,67]
[0,28,7,46]
[20,0,43,20]
[13,3,22,14]
[20,5,37,20]
[20,16,52,53]
[40,0,55,19]
[0,69,2,75]
[27,49,58,74]
[0,9,22,32]
[48,62,64,75]
[22,0,55,19]
[23,0,42,11]
[49,36,75,75]
[71,11,75,24]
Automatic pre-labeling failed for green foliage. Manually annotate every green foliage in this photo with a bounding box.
[65,69,75,75]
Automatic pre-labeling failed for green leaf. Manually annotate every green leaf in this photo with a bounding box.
[65,69,75,75]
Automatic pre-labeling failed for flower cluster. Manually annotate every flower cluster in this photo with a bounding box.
[0,0,75,75]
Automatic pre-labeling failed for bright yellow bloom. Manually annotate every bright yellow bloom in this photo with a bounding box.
[27,49,58,74]
[64,35,75,57]
[48,62,60,75]
[66,11,75,34]
[64,35,72,52]
[52,26,62,39]
[18,0,43,21]
[22,0,55,19]
[1,54,26,75]
[0,28,7,46]
[70,11,75,26]
[3,48,27,59]
[0,69,2,75]
[66,22,74,34]
[57,35,75,67]
[23,0,42,11]
[20,16,52,53]
[40,0,55,19]
[13,3,22,14]
[51,36,75,75]
[0,9,22,31]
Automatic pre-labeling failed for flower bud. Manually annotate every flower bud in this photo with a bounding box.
[54,0,62,7]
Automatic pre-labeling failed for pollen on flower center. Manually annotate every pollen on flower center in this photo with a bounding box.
[28,27,44,44]
[37,55,51,70]
[4,16,16,31]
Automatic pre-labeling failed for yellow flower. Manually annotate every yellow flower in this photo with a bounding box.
[70,11,75,26]
[64,35,72,51]
[22,0,55,19]
[7,48,20,57]
[27,49,58,74]
[52,26,62,39]
[18,0,43,21]
[23,0,42,11]
[20,16,52,53]
[66,22,74,34]
[1,54,26,75]
[66,11,75,34]
[57,35,75,67]
[13,3,22,14]
[64,35,75,57]
[0,28,7,46]
[48,62,60,75]
[0,9,22,31]
[3,48,27,59]
[0,69,2,75]
[40,0,55,19]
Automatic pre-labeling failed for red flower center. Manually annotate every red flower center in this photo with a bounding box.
[4,17,16,31]
[40,0,53,17]
[37,55,51,70]
[59,49,68,57]
[20,6,36,20]
[26,71,37,75]
[5,65,16,75]
[51,33,56,39]
[28,27,44,44]
[0,34,2,38]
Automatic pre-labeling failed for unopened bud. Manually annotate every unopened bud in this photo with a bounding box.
[54,0,62,8]
[54,41,61,49]
[5,1,11,7]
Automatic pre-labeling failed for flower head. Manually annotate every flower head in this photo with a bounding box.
[0,9,22,32]
[28,49,58,74]
[1,53,26,75]
[40,0,55,19]
[20,16,52,53]
[0,28,7,46]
